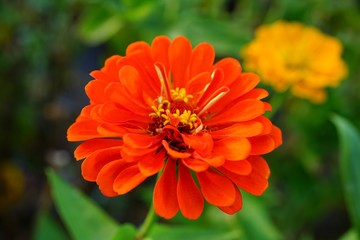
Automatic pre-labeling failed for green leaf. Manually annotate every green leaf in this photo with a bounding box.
[110,224,137,240]
[236,193,281,240]
[331,115,360,236]
[148,223,241,240]
[33,212,69,240]
[339,229,359,240]
[47,169,120,240]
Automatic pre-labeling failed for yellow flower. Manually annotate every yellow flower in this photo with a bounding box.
[242,20,347,103]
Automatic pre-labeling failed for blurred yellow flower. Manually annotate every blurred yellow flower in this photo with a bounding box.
[242,20,347,103]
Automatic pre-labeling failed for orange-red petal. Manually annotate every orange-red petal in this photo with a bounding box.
[221,160,252,175]
[181,158,209,172]
[138,149,166,176]
[188,42,215,79]
[218,187,243,214]
[113,165,147,194]
[169,36,192,88]
[196,169,236,207]
[177,162,204,219]
[74,139,122,160]
[162,140,191,159]
[213,137,251,161]
[81,147,122,181]
[96,159,128,197]
[222,156,270,196]
[207,99,266,126]
[153,160,179,219]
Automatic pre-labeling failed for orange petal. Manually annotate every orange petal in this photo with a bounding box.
[122,133,162,157]
[126,40,152,57]
[210,121,264,139]
[182,132,213,156]
[213,137,251,161]
[206,99,266,126]
[113,165,147,194]
[237,88,269,101]
[74,139,123,160]
[211,58,242,87]
[99,102,150,124]
[222,156,270,196]
[169,36,192,88]
[221,160,252,175]
[81,147,122,181]
[181,158,209,172]
[197,169,236,207]
[153,160,179,219]
[138,149,166,176]
[188,43,215,79]
[162,140,191,159]
[96,159,128,197]
[248,135,276,155]
[67,119,101,141]
[177,162,204,219]
[101,55,122,78]
[105,82,149,113]
[186,72,212,99]
[209,73,260,112]
[85,80,109,104]
[218,187,243,214]
[192,152,225,167]
[271,125,282,148]
[151,36,171,74]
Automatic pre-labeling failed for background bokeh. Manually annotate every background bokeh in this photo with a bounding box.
[1,0,360,239]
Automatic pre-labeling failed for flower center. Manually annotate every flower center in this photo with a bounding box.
[149,87,203,135]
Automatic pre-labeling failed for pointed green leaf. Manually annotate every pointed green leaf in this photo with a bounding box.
[148,223,242,240]
[33,212,69,240]
[331,115,360,236]
[47,169,119,240]
[110,224,137,240]
[236,193,281,240]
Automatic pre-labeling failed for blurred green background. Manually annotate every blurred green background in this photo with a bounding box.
[1,0,360,239]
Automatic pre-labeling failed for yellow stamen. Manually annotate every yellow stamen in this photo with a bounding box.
[171,88,193,103]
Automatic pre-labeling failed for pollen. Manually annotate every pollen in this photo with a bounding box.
[149,89,201,133]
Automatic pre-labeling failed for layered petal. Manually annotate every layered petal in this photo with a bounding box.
[197,169,236,207]
[154,160,179,219]
[177,162,204,219]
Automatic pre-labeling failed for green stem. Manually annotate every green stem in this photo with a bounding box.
[136,203,158,240]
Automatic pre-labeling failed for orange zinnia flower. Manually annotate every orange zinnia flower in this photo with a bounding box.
[67,36,282,220]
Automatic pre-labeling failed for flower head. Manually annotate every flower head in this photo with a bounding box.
[67,36,282,219]
[242,20,347,103]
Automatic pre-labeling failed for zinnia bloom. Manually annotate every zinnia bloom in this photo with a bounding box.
[67,36,282,220]
[242,20,347,103]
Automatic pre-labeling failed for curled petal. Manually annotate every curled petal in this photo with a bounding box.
[154,160,179,219]
[177,162,204,219]
[162,140,191,159]
[96,160,128,197]
[113,165,147,195]
[218,187,243,214]
[182,132,213,156]
[222,156,270,196]
[74,139,123,160]
[81,147,121,181]
[197,169,236,207]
